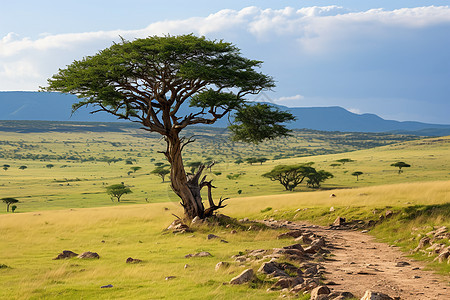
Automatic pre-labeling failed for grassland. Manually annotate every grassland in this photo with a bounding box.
[1,124,449,299]
[0,180,448,299]
[1,123,447,214]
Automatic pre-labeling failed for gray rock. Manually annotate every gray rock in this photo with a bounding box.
[78,251,100,259]
[271,276,304,289]
[215,261,230,271]
[332,217,346,227]
[230,268,254,285]
[185,251,212,258]
[277,230,304,239]
[310,285,330,300]
[258,261,289,277]
[360,290,393,300]
[165,276,176,280]
[207,234,220,240]
[100,284,113,288]
[395,261,410,267]
[126,257,142,264]
[53,250,78,260]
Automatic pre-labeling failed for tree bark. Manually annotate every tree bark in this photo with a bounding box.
[165,134,205,219]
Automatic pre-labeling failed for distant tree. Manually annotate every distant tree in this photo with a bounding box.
[125,160,133,165]
[106,184,132,202]
[186,161,203,174]
[262,164,315,191]
[351,171,363,181]
[336,158,353,165]
[46,164,54,169]
[154,162,165,167]
[151,167,170,182]
[1,198,19,212]
[246,158,258,165]
[391,162,411,174]
[306,170,334,188]
[19,165,28,170]
[256,157,268,165]
[2,164,10,171]
[330,163,341,168]
[130,166,142,173]
[234,159,244,165]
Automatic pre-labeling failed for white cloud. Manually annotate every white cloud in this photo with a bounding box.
[0,5,449,90]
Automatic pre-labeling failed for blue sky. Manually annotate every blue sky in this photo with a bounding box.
[1,0,449,124]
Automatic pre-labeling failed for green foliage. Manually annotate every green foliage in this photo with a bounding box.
[130,166,142,173]
[45,164,54,169]
[106,184,132,202]
[150,167,170,182]
[306,170,334,188]
[2,164,10,171]
[227,173,242,180]
[351,171,363,181]
[229,103,296,144]
[336,158,354,165]
[263,164,333,190]
[260,207,272,213]
[1,197,19,212]
[11,205,17,213]
[391,161,411,174]
[234,159,244,165]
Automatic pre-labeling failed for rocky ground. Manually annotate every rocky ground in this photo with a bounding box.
[257,219,450,300]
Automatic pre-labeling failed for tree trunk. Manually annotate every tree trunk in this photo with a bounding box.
[165,134,205,219]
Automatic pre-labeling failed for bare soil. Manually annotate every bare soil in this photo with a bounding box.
[263,220,449,299]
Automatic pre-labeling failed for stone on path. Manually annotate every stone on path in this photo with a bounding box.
[185,251,212,258]
[310,285,330,300]
[360,290,393,300]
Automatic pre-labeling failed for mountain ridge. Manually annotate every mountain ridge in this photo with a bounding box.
[1,91,449,136]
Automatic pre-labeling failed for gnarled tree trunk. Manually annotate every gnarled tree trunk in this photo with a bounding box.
[164,133,226,220]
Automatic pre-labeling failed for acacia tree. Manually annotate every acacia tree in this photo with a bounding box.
[262,165,315,191]
[1,198,19,212]
[43,35,294,219]
[351,171,363,181]
[306,170,333,188]
[151,167,170,182]
[106,184,132,202]
[391,162,410,174]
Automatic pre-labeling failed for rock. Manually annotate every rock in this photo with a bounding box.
[360,290,393,300]
[330,194,336,198]
[385,210,393,218]
[191,216,202,224]
[215,261,230,271]
[173,223,192,234]
[220,239,229,243]
[184,264,190,269]
[395,261,410,267]
[230,268,254,285]
[78,251,100,259]
[165,276,176,280]
[310,285,330,300]
[330,206,335,212]
[100,284,113,288]
[53,250,78,260]
[426,243,444,254]
[273,248,305,258]
[271,277,304,289]
[277,230,304,239]
[283,243,305,252]
[247,249,267,257]
[230,230,237,234]
[295,235,313,244]
[167,219,183,230]
[185,251,212,258]
[207,234,220,240]
[329,292,355,299]
[434,249,450,263]
[258,261,288,277]
[239,218,249,222]
[332,217,346,227]
[126,257,142,264]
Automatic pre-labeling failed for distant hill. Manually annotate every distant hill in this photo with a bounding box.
[1,91,449,136]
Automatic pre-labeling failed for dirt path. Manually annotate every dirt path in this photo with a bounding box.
[261,220,449,299]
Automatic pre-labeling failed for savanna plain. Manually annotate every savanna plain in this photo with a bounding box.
[0,122,449,299]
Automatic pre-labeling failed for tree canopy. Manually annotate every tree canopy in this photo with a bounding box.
[263,164,333,190]
[1,197,19,212]
[351,171,363,181]
[43,34,294,219]
[391,162,411,174]
[106,184,132,202]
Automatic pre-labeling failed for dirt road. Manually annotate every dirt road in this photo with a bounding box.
[262,220,449,299]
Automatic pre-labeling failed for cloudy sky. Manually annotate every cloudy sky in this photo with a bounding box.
[1,0,449,124]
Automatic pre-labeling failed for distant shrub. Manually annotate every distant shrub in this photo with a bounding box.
[261,207,272,213]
